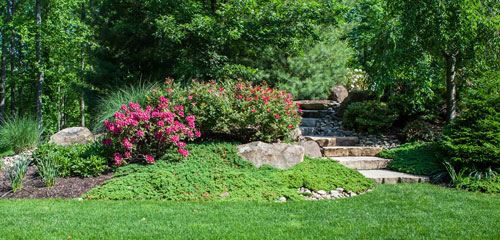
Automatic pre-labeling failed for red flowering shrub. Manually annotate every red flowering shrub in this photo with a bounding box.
[102,100,200,166]
[148,79,302,142]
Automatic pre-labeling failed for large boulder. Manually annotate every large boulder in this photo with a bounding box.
[337,90,376,117]
[49,127,95,146]
[237,141,304,169]
[328,85,349,103]
[300,140,322,158]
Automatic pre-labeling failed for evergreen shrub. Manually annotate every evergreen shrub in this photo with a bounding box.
[440,95,500,168]
[343,100,398,134]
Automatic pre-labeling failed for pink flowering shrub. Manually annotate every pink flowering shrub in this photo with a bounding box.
[102,100,200,166]
[148,79,302,142]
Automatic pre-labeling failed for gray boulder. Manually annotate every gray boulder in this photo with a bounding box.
[237,141,304,169]
[49,127,95,146]
[300,140,322,158]
[328,85,349,103]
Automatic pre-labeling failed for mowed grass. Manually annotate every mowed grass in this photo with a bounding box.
[1,184,499,239]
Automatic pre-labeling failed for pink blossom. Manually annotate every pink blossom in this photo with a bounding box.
[288,125,293,129]
[157,120,164,127]
[168,88,173,93]
[275,114,280,119]
[195,131,201,138]
[252,109,256,112]
[178,111,184,117]
[159,96,169,104]
[171,135,180,143]
[267,109,271,112]
[145,154,155,164]
[152,89,157,92]
[137,130,144,137]
[122,138,133,150]
[124,151,131,158]
[174,105,184,111]
[114,152,123,166]
[237,84,243,88]
[121,104,128,111]
[188,96,193,100]
[177,141,186,148]
[178,148,189,157]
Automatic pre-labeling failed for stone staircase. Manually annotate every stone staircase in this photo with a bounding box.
[296,100,429,184]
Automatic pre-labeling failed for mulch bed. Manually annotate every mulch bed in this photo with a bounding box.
[0,166,114,199]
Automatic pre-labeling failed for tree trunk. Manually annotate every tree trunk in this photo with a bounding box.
[10,0,16,117]
[35,0,44,130]
[0,2,11,123]
[445,52,458,122]
[80,2,86,127]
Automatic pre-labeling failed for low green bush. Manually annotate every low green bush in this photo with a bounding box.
[343,100,398,134]
[85,142,374,201]
[402,119,437,142]
[460,176,500,194]
[440,95,500,169]
[0,115,42,154]
[148,80,302,142]
[279,157,374,193]
[33,142,108,178]
[378,142,446,178]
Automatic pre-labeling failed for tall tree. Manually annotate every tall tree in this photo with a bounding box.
[0,1,11,122]
[80,1,86,127]
[10,0,16,117]
[35,0,44,129]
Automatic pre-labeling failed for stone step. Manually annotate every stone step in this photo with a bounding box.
[301,110,335,118]
[299,127,318,136]
[295,100,338,110]
[324,146,382,157]
[329,156,390,170]
[300,118,321,127]
[303,136,359,147]
[358,170,430,184]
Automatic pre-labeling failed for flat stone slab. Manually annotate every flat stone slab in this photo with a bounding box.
[301,110,335,118]
[304,136,359,147]
[295,100,338,110]
[329,156,390,170]
[324,146,382,157]
[358,170,430,184]
[300,118,321,127]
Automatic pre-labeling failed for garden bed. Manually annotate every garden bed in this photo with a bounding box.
[0,166,113,199]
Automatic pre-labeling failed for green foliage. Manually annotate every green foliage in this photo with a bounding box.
[0,115,42,154]
[36,156,58,188]
[94,82,159,131]
[378,142,446,178]
[276,26,353,100]
[402,119,437,142]
[348,0,500,121]
[440,95,500,167]
[279,157,374,193]
[149,80,302,142]
[5,156,31,192]
[85,142,373,201]
[86,142,300,201]
[343,100,398,134]
[33,142,108,178]
[460,176,500,194]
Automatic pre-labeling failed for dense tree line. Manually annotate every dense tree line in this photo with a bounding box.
[0,0,498,135]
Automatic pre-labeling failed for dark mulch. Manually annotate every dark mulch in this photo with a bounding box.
[0,166,114,199]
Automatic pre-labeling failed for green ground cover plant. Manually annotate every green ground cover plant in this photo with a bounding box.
[5,156,31,192]
[280,157,374,192]
[1,184,499,239]
[85,142,372,201]
[378,142,446,178]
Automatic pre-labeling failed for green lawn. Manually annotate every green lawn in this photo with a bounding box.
[1,184,499,239]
